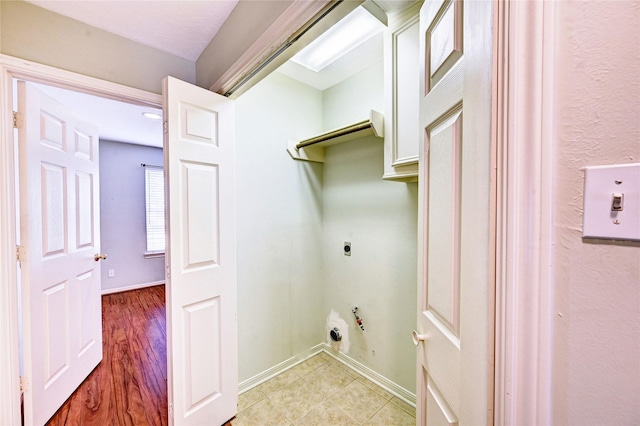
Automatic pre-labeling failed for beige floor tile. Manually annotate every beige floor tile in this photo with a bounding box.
[305,362,357,397]
[268,377,326,422]
[257,368,301,396]
[389,396,416,417]
[329,380,390,424]
[356,377,394,401]
[236,352,416,425]
[294,400,358,426]
[289,354,329,377]
[238,386,267,411]
[233,398,292,426]
[364,401,416,426]
[317,352,333,362]
[323,358,360,377]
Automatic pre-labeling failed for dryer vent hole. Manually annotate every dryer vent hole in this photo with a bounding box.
[330,327,342,341]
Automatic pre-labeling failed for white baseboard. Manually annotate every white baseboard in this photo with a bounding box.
[322,343,416,407]
[101,280,164,295]
[238,344,325,393]
[238,343,416,408]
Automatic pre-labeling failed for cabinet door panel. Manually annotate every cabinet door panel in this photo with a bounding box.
[383,2,422,182]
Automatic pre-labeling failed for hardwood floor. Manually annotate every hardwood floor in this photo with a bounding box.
[47,285,168,426]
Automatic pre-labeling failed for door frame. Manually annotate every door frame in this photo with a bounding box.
[0,54,163,424]
[492,1,555,424]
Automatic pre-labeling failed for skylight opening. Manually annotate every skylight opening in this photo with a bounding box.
[291,6,386,73]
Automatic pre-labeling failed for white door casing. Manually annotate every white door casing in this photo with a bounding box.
[163,76,238,425]
[416,1,495,425]
[18,81,103,426]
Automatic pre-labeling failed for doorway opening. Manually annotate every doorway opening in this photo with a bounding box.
[12,76,166,425]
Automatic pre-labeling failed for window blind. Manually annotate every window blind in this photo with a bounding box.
[144,166,165,253]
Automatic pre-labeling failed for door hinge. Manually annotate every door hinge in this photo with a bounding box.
[16,245,26,262]
[13,111,23,129]
[163,120,168,134]
[168,403,174,420]
[20,376,27,393]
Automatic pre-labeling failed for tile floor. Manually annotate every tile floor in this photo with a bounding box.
[232,352,415,425]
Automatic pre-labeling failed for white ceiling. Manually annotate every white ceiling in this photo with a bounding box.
[25,0,239,62]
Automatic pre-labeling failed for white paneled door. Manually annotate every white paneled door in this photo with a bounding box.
[163,76,237,425]
[18,82,103,426]
[415,0,495,425]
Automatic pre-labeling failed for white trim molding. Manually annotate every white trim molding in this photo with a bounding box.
[101,280,165,296]
[323,344,416,407]
[209,0,331,95]
[0,55,21,426]
[493,1,555,424]
[238,344,325,393]
[210,0,362,98]
[0,55,162,426]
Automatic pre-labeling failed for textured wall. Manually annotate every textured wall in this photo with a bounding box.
[550,1,640,424]
[99,140,165,293]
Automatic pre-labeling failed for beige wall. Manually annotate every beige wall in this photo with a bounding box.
[0,0,195,94]
[550,1,640,424]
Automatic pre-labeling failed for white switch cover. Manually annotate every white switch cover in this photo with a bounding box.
[583,162,640,241]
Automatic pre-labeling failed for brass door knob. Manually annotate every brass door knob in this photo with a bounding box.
[94,253,108,261]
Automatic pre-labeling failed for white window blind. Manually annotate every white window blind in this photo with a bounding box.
[144,166,165,253]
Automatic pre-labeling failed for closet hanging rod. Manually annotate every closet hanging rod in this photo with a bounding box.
[287,110,384,163]
[295,119,372,150]
[141,163,162,168]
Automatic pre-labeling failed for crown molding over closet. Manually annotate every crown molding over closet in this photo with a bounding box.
[198,0,363,98]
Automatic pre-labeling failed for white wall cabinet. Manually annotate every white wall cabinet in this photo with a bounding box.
[383,3,422,182]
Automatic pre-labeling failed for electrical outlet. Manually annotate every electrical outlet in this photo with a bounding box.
[344,241,351,256]
[108,269,115,278]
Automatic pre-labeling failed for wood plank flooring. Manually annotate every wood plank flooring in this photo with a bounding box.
[46,285,168,426]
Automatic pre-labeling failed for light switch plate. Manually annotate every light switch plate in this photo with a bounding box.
[583,162,640,241]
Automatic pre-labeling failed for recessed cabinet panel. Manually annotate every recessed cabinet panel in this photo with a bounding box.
[384,3,422,182]
[395,22,420,165]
